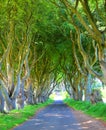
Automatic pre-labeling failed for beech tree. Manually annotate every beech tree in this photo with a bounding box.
[57,0,106,83]
[0,0,105,112]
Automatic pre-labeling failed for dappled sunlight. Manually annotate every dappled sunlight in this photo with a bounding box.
[50,125,55,128]
[13,102,83,130]
[44,113,71,118]
[44,113,63,117]
[77,120,100,130]
[34,122,42,125]
[82,120,93,125]
[81,126,89,129]
[72,123,81,126]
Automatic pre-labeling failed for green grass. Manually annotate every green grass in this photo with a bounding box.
[0,99,54,130]
[64,98,106,121]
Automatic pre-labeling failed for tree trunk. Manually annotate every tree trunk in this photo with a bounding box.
[64,82,72,97]
[27,85,34,105]
[0,79,14,111]
[40,96,45,103]
[17,79,25,109]
[72,92,78,100]
[85,74,92,101]
[100,60,106,84]
[78,88,83,101]
[0,91,5,113]
[11,74,21,109]
[34,97,39,104]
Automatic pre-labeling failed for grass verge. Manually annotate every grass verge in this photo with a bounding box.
[64,98,106,121]
[0,99,54,130]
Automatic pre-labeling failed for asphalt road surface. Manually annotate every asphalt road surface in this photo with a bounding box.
[13,101,82,130]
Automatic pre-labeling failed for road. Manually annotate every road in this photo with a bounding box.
[13,101,82,130]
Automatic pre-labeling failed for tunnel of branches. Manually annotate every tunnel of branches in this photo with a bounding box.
[0,0,106,112]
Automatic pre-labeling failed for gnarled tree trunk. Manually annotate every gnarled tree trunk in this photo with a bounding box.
[0,91,5,113]
[85,74,92,101]
[27,85,34,105]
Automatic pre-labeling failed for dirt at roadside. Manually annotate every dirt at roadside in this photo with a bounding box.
[72,109,106,130]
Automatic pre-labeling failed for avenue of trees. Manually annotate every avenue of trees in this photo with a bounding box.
[0,0,106,113]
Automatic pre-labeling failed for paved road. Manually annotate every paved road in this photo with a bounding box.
[13,101,82,130]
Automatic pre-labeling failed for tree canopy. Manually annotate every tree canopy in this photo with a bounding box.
[0,0,106,112]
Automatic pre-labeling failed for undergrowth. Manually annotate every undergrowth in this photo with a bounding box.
[0,99,54,130]
[64,98,106,121]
